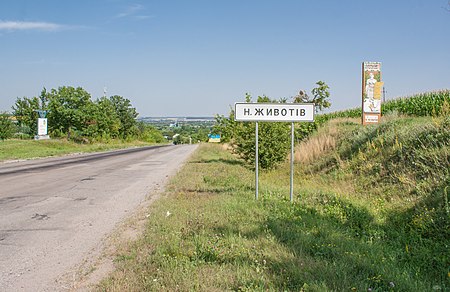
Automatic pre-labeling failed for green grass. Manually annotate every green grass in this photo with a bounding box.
[0,139,160,161]
[96,113,449,291]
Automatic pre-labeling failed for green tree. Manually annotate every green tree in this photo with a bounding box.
[47,86,93,139]
[38,87,49,111]
[0,112,16,140]
[109,95,138,139]
[219,94,291,169]
[12,96,40,136]
[137,121,165,143]
[213,113,234,143]
[85,97,121,140]
[311,80,331,112]
[294,81,331,113]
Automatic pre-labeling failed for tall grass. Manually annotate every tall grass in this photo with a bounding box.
[0,139,159,161]
[96,124,449,291]
[296,114,450,289]
[294,118,358,164]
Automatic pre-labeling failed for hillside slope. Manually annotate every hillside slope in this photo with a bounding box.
[294,113,449,288]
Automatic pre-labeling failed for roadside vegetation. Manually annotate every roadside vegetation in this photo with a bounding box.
[0,86,165,143]
[1,87,218,161]
[96,91,449,291]
[0,139,159,162]
[0,86,170,161]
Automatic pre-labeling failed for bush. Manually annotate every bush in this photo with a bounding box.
[138,123,165,143]
[216,95,291,169]
[0,112,16,140]
[232,120,291,169]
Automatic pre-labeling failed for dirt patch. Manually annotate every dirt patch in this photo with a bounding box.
[61,187,164,291]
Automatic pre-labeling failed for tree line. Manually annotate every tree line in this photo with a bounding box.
[1,86,164,143]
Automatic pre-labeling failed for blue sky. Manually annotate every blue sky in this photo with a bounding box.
[1,0,449,117]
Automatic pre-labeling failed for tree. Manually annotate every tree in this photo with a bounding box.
[311,81,331,112]
[0,112,16,140]
[214,114,232,143]
[84,97,121,139]
[293,89,309,103]
[219,94,291,169]
[12,96,40,136]
[10,86,142,141]
[136,121,165,143]
[47,86,93,138]
[109,95,138,139]
[38,87,49,111]
[294,81,331,113]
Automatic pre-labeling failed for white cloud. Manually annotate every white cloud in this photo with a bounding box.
[0,21,66,32]
[117,4,144,18]
[116,4,151,20]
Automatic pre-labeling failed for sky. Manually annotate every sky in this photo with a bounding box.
[1,0,449,117]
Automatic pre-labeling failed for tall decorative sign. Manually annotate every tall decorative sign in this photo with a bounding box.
[362,62,383,125]
[35,110,50,140]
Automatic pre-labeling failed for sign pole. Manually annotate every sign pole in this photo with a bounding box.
[255,122,259,200]
[290,122,294,203]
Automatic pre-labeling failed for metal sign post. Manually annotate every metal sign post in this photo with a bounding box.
[235,103,315,202]
[290,122,294,202]
[255,122,259,200]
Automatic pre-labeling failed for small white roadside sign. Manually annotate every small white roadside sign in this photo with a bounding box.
[235,103,315,122]
[38,118,48,135]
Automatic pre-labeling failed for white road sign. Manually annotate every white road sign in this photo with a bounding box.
[234,103,315,122]
[38,118,48,135]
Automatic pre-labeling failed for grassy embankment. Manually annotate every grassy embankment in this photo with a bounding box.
[95,109,449,291]
[0,139,161,162]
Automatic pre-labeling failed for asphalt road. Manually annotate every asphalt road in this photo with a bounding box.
[0,144,197,291]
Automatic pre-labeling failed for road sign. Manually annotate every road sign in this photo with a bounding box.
[208,134,221,143]
[234,102,315,203]
[235,103,315,122]
[37,118,48,135]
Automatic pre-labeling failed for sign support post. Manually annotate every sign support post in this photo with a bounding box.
[255,122,259,200]
[290,122,294,203]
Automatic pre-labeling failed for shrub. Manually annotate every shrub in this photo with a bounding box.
[0,112,16,140]
[233,120,290,169]
[216,94,291,169]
